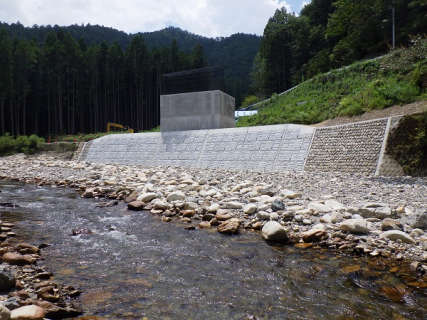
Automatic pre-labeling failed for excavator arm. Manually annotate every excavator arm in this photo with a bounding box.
[107,122,134,133]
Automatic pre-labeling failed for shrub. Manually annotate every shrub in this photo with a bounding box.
[337,96,364,117]
[0,133,17,156]
[373,78,419,106]
[240,95,262,109]
[0,133,45,156]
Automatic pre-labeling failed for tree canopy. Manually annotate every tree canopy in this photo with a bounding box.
[253,0,427,97]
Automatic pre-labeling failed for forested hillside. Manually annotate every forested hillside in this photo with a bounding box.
[0,23,261,137]
[0,22,261,108]
[252,0,427,96]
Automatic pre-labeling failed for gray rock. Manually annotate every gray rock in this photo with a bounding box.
[303,219,312,225]
[226,202,243,210]
[257,211,270,221]
[294,214,303,222]
[331,212,343,223]
[207,203,220,213]
[0,297,19,310]
[81,188,95,198]
[166,191,185,202]
[137,192,157,202]
[261,221,288,242]
[340,219,371,234]
[184,202,199,211]
[413,212,427,230]
[0,265,15,290]
[380,230,416,245]
[320,213,332,224]
[324,200,346,211]
[153,201,168,210]
[270,212,279,221]
[280,189,302,199]
[348,203,394,219]
[243,203,257,214]
[271,199,285,212]
[308,202,332,213]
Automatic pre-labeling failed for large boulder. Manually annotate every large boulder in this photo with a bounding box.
[2,253,34,266]
[380,230,416,245]
[340,219,371,234]
[10,305,45,320]
[261,221,288,242]
[0,265,16,290]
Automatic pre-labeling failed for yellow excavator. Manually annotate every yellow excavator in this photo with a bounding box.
[107,122,134,133]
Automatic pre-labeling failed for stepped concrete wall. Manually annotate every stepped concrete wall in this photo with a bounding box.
[81,116,406,176]
[84,124,314,172]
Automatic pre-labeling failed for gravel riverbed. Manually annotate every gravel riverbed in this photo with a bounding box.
[0,152,426,318]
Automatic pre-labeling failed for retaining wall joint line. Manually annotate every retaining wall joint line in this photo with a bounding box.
[375,117,392,176]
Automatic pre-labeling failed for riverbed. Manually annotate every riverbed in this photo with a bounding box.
[1,181,426,319]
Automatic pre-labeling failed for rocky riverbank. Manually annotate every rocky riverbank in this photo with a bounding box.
[0,207,82,318]
[1,153,427,299]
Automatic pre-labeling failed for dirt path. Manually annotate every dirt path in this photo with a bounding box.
[312,100,427,127]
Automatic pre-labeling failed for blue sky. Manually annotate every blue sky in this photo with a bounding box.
[0,0,310,38]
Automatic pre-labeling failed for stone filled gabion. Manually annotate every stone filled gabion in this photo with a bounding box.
[305,118,388,175]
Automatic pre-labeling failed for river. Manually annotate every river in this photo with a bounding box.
[1,181,426,319]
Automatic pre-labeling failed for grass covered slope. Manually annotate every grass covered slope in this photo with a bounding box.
[237,37,427,127]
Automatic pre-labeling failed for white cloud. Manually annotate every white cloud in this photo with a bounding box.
[0,0,303,37]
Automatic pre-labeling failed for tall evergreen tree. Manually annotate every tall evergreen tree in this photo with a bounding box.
[0,28,13,135]
[191,43,208,69]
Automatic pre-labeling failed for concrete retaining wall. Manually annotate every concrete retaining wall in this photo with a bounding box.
[84,124,314,172]
[81,116,407,176]
[160,90,235,132]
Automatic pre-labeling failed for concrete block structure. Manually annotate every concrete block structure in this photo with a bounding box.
[160,90,235,132]
[79,114,422,176]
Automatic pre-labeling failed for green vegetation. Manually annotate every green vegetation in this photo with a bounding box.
[0,23,261,122]
[251,0,427,98]
[237,37,427,127]
[0,133,45,156]
[387,113,427,176]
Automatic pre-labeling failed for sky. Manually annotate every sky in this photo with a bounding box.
[0,0,309,38]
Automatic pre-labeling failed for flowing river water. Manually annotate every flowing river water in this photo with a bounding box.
[0,181,426,319]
